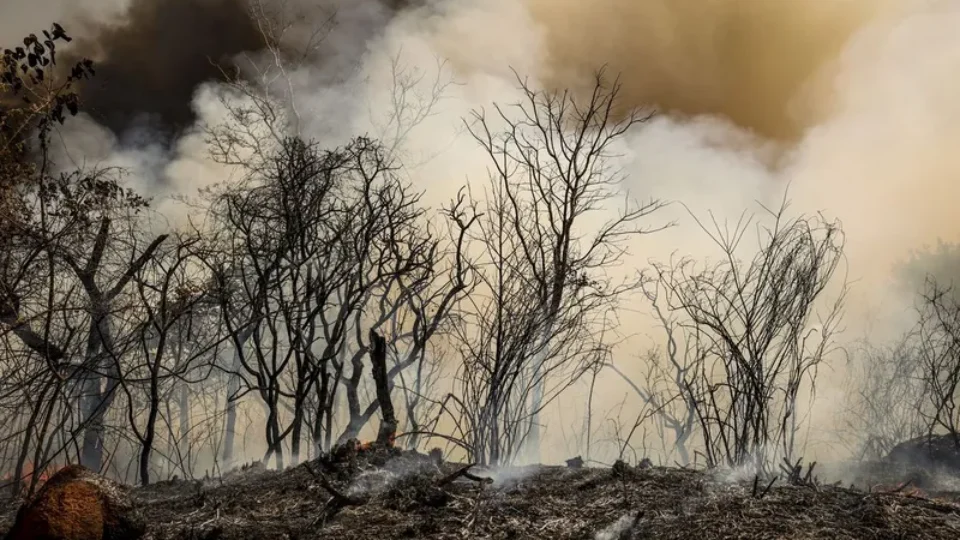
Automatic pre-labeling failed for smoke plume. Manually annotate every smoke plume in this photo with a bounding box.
[67,0,265,138]
[5,0,960,465]
[1,0,418,140]
[530,0,896,141]
[515,0,960,329]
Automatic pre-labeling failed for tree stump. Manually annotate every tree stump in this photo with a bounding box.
[5,465,145,540]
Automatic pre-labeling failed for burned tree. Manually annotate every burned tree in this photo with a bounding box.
[206,136,367,468]
[112,233,225,485]
[0,22,91,381]
[607,300,699,466]
[446,176,627,466]
[462,68,667,462]
[205,131,462,466]
[2,102,161,484]
[200,10,463,464]
[369,330,397,446]
[858,276,960,470]
[915,278,960,449]
[841,336,926,461]
[333,189,476,449]
[0,170,164,485]
[841,246,960,464]
[0,26,184,487]
[650,199,846,471]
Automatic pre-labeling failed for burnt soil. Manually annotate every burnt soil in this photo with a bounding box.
[3,451,960,539]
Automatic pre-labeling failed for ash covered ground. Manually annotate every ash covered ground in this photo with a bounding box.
[6,447,960,540]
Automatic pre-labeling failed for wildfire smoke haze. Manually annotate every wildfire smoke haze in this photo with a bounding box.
[2,0,418,139]
[525,0,960,331]
[531,0,898,140]
[3,0,960,472]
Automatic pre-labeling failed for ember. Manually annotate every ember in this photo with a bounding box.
[357,432,395,452]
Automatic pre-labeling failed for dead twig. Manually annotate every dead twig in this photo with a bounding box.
[463,470,494,485]
[436,463,492,487]
[752,474,777,499]
[780,457,819,488]
[892,480,914,494]
[437,463,476,487]
[876,479,916,494]
[394,430,475,454]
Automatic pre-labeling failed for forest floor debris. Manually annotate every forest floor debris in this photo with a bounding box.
[3,450,960,539]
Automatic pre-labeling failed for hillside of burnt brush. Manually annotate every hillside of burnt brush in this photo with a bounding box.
[4,448,960,540]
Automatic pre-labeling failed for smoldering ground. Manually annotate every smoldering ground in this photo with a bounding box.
[4,0,960,467]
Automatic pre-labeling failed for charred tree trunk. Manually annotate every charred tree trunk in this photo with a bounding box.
[140,376,161,486]
[370,330,396,446]
[263,397,284,469]
[80,304,111,472]
[338,348,366,445]
[313,365,332,453]
[178,383,191,472]
[76,224,168,473]
[223,331,250,467]
[223,377,240,466]
[290,395,306,466]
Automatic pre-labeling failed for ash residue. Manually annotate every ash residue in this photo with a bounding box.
[4,457,960,539]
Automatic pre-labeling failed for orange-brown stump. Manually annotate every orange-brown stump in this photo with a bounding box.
[5,465,145,540]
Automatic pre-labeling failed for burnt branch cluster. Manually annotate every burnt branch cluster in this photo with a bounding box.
[442,70,666,466]
[639,200,846,471]
[3,16,914,498]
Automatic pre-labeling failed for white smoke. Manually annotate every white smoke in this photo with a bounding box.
[10,0,960,466]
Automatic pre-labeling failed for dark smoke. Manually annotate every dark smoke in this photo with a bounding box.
[66,0,416,141]
[68,0,264,140]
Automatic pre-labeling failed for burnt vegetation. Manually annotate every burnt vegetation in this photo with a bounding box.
[1,18,960,540]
